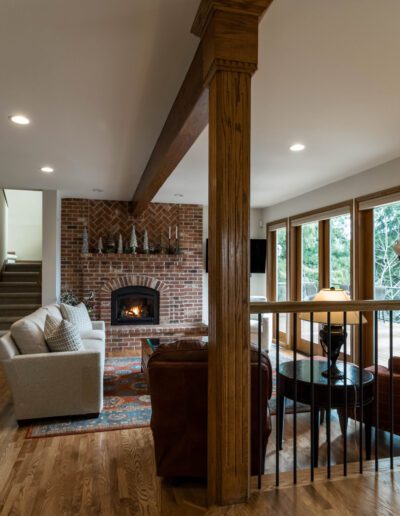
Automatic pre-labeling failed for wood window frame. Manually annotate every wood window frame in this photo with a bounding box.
[355,186,400,367]
[288,201,354,355]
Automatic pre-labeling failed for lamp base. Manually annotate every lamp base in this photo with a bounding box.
[321,364,344,380]
[319,325,346,381]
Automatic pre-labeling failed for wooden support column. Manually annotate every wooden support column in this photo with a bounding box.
[194,2,271,505]
[130,0,273,506]
[208,69,252,506]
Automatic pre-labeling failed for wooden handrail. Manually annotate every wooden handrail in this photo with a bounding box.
[250,300,400,314]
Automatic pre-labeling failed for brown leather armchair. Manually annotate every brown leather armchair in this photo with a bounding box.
[363,356,400,435]
[148,340,272,479]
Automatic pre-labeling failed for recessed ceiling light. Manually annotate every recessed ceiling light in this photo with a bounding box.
[41,166,54,173]
[92,188,103,193]
[290,143,306,152]
[9,114,30,125]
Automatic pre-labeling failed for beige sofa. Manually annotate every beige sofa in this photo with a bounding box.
[0,304,105,422]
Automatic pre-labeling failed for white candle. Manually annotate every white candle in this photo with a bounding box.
[168,226,171,239]
[176,226,178,239]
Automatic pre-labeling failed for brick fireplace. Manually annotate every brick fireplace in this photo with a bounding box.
[61,199,207,353]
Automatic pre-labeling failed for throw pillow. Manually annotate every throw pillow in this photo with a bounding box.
[11,316,49,355]
[44,315,83,352]
[60,302,92,331]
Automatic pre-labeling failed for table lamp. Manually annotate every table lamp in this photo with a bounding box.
[301,288,367,379]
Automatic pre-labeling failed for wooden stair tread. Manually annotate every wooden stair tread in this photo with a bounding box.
[0,282,40,286]
[0,292,41,297]
[0,304,40,309]
[0,316,21,322]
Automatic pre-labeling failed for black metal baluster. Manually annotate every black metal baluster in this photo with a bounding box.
[390,310,394,470]
[327,312,331,479]
[343,311,347,477]
[275,314,280,487]
[258,313,262,489]
[359,311,363,474]
[310,312,314,482]
[293,312,297,485]
[374,311,379,472]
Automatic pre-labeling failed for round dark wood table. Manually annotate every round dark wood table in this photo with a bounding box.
[277,358,374,466]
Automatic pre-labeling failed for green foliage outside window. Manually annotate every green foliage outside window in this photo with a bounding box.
[330,215,351,292]
[374,203,400,322]
[276,228,287,301]
[301,222,319,299]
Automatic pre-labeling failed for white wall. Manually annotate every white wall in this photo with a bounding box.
[0,190,8,266]
[6,189,42,260]
[202,206,267,324]
[263,156,400,222]
[42,190,61,305]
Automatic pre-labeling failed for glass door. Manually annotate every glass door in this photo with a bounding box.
[301,222,320,346]
[373,202,400,365]
[276,227,288,344]
[330,213,352,357]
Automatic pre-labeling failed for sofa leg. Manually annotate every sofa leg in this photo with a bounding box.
[17,419,30,427]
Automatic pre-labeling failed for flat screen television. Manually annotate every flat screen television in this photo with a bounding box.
[205,238,266,273]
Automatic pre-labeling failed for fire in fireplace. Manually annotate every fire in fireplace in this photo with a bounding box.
[111,286,159,326]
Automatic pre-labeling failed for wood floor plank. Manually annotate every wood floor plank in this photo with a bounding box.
[1,360,400,515]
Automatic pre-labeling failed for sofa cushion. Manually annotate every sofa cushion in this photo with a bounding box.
[60,303,92,331]
[79,329,104,341]
[43,304,63,321]
[44,315,83,353]
[82,339,105,366]
[11,308,49,355]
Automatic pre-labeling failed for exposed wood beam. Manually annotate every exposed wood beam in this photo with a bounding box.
[130,0,272,217]
[131,45,208,216]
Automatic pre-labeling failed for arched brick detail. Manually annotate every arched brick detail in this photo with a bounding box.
[99,275,170,324]
[100,275,169,295]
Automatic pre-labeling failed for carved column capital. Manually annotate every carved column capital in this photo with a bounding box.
[197,8,260,84]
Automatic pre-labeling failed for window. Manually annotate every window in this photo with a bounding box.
[276,227,288,341]
[373,201,400,365]
[330,214,351,294]
[301,222,319,344]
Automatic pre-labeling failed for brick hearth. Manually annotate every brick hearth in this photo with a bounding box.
[61,199,207,353]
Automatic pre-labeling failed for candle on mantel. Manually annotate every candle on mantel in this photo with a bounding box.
[175,226,178,239]
[168,226,171,239]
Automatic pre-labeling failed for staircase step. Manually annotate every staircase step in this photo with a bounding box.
[4,262,42,273]
[1,271,41,283]
[0,282,41,293]
[0,293,41,304]
[0,304,41,317]
[0,316,21,330]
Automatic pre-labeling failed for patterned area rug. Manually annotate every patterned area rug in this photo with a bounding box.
[26,357,151,438]
[26,350,308,438]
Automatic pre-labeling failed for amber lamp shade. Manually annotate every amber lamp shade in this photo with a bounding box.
[301,288,367,379]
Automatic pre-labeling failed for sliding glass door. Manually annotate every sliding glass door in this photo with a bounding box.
[300,221,320,345]
[276,227,288,343]
[373,201,400,365]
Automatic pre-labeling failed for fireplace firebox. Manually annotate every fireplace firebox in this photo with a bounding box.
[111,286,159,326]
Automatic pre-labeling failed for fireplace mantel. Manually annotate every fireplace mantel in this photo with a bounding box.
[80,253,182,261]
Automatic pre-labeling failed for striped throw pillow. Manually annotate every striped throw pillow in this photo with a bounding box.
[44,315,83,352]
[60,302,92,331]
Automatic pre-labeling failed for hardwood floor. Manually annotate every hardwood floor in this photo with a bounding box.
[1,360,400,515]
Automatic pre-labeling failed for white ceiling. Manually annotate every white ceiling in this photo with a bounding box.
[155,0,400,207]
[0,0,199,199]
[1,1,400,208]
